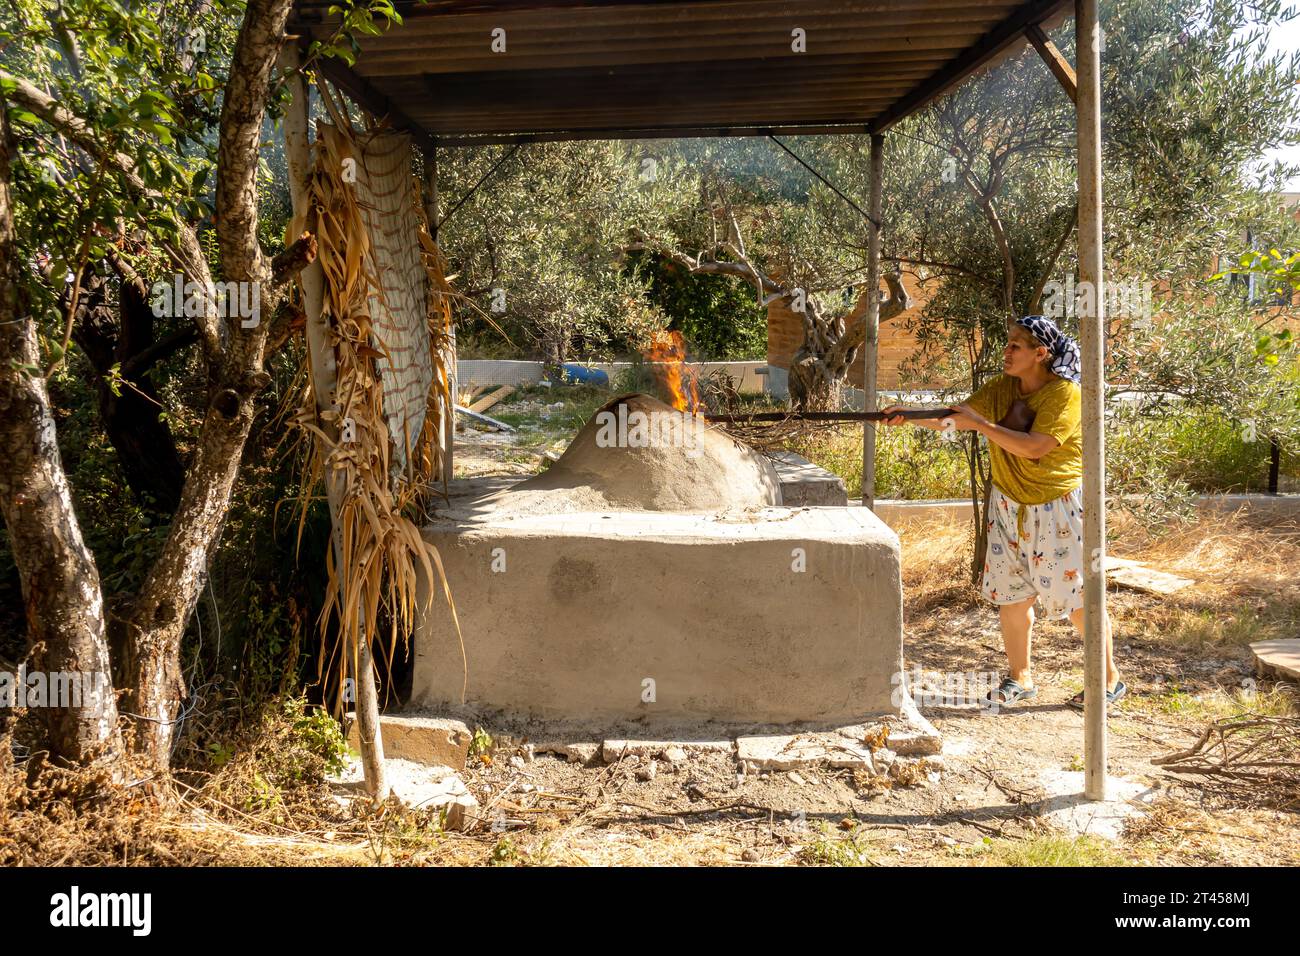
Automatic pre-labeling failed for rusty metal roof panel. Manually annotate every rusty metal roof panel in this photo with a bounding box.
[290,0,1072,145]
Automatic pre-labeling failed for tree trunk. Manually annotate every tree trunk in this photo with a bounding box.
[0,92,123,768]
[788,357,846,411]
[0,0,295,776]
[788,272,913,411]
[121,0,294,770]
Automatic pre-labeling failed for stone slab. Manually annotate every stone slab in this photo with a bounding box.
[601,739,732,763]
[1035,771,1158,841]
[346,713,472,772]
[1251,638,1300,681]
[737,732,880,772]
[768,451,849,507]
[1105,557,1193,595]
[330,757,478,831]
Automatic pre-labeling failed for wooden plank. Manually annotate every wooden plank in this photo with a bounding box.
[352,36,985,74]
[351,20,1005,60]
[314,55,439,153]
[456,403,515,431]
[412,100,905,128]
[468,384,515,413]
[386,65,943,95]
[1025,22,1076,102]
[432,122,876,146]
[294,0,1021,35]
[344,9,1011,46]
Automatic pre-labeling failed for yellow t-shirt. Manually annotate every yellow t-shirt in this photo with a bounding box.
[965,374,1082,506]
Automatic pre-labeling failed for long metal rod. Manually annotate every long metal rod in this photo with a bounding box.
[769,134,881,230]
[861,132,885,508]
[705,408,954,424]
[1076,0,1108,802]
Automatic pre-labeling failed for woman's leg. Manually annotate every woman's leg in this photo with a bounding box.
[999,596,1037,688]
[1068,606,1120,691]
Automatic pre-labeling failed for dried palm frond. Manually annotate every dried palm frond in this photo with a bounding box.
[291,111,464,715]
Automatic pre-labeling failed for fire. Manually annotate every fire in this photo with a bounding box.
[644,329,700,414]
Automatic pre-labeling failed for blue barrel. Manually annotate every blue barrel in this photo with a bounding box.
[560,363,609,386]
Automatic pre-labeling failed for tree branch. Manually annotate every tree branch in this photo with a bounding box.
[270,231,317,287]
[0,68,220,358]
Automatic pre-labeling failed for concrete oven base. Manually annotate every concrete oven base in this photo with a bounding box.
[412,480,904,727]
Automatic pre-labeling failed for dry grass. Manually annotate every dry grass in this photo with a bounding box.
[0,701,465,867]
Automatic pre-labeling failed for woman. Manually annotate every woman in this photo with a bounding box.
[882,316,1124,709]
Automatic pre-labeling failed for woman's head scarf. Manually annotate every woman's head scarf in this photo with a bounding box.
[1015,315,1080,383]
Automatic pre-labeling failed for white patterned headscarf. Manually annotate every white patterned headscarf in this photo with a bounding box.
[1016,315,1080,384]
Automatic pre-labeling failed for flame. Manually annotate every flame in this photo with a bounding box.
[644,329,700,414]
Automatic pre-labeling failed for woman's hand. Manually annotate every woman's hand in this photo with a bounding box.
[880,404,909,427]
[942,403,989,433]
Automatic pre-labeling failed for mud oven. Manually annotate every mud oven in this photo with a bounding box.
[412,394,904,730]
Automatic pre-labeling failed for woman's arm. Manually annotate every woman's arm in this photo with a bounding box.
[879,404,952,431]
[958,404,1060,459]
[884,403,1059,458]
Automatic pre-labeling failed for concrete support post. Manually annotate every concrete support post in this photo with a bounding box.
[861,132,884,508]
[1075,0,1108,801]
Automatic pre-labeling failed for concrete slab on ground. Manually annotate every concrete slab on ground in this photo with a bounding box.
[767,451,849,507]
[1035,770,1159,840]
[1251,638,1300,681]
[330,757,478,830]
[736,708,943,772]
[601,739,732,763]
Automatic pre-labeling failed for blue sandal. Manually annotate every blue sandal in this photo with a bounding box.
[985,677,1038,707]
[1067,681,1127,710]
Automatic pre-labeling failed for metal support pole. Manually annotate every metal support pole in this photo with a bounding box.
[861,132,884,509]
[425,148,455,484]
[1076,0,1107,801]
[281,46,388,802]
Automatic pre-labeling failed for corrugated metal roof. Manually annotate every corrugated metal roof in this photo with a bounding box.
[290,0,1072,147]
